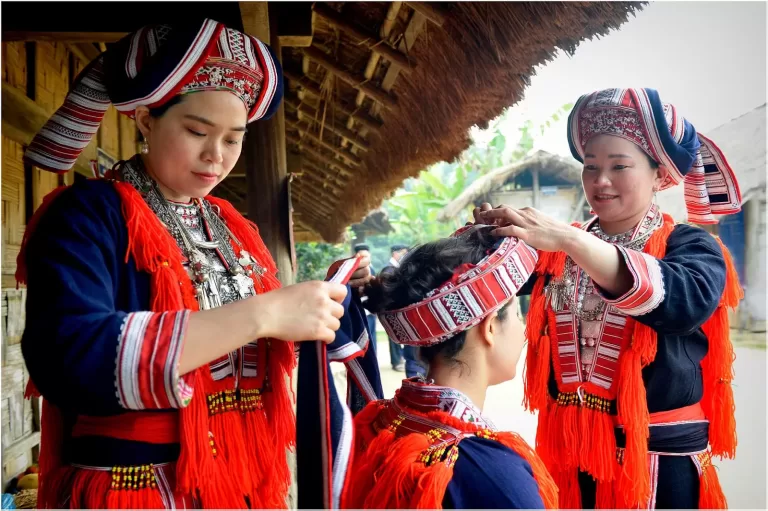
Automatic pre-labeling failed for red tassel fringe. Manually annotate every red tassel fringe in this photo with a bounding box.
[523,215,739,508]
[23,181,295,508]
[343,403,558,509]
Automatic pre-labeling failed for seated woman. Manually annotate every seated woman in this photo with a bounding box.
[342,226,558,509]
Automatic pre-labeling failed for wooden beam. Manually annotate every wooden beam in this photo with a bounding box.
[286,100,371,151]
[3,31,127,42]
[301,161,348,188]
[312,3,415,71]
[286,133,355,175]
[274,1,314,47]
[296,171,343,197]
[285,118,362,166]
[293,188,337,211]
[303,164,347,189]
[66,42,101,65]
[303,46,397,109]
[344,1,403,153]
[282,70,383,133]
[239,2,270,41]
[293,183,340,208]
[405,2,447,26]
[2,432,41,461]
[291,191,334,216]
[376,12,428,110]
[1,81,93,175]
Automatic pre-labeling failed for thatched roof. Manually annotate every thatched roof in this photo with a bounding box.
[352,208,394,237]
[437,150,581,221]
[2,1,644,242]
[273,1,644,241]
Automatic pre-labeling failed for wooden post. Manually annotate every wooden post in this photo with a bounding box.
[531,167,540,209]
[244,6,295,285]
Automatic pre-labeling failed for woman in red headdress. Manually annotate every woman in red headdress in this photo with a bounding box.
[19,19,370,509]
[342,226,558,509]
[475,88,742,509]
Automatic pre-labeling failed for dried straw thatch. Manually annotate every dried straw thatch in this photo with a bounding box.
[283,2,644,241]
[437,150,582,221]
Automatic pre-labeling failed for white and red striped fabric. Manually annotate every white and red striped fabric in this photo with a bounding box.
[568,88,742,224]
[25,19,282,174]
[378,228,538,347]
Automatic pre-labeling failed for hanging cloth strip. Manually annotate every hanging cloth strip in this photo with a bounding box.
[296,258,384,509]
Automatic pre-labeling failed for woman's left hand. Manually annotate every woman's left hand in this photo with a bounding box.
[476,205,577,252]
[349,255,373,289]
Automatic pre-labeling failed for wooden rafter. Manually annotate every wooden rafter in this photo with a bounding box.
[285,118,362,166]
[302,46,397,109]
[405,2,447,26]
[1,82,92,176]
[293,181,340,207]
[302,159,348,187]
[312,3,415,71]
[295,171,343,196]
[286,132,356,176]
[66,42,101,65]
[343,2,403,153]
[3,31,127,42]
[283,70,383,133]
[289,102,371,151]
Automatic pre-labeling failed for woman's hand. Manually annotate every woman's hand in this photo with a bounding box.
[471,202,493,225]
[179,280,348,374]
[349,255,373,289]
[476,205,578,253]
[254,281,348,343]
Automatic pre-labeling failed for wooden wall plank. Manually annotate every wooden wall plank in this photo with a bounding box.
[1,42,27,93]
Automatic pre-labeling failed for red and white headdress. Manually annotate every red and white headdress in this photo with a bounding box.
[378,226,538,347]
[25,19,283,174]
[567,88,741,224]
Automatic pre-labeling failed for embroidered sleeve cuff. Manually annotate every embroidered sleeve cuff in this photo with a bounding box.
[115,310,194,410]
[597,246,666,316]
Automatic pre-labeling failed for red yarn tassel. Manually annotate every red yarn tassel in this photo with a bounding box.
[615,343,650,508]
[523,277,550,412]
[550,469,581,509]
[697,453,728,509]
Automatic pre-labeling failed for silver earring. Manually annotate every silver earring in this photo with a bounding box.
[140,141,149,154]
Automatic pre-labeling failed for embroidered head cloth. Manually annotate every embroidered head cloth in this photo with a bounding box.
[378,226,538,347]
[567,88,741,224]
[25,19,283,174]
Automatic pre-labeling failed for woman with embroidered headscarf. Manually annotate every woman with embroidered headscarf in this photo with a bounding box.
[342,225,558,509]
[18,19,370,509]
[475,88,742,509]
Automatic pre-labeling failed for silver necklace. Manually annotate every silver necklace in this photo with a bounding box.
[117,157,266,309]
